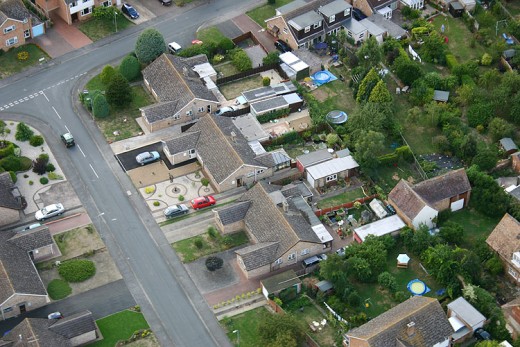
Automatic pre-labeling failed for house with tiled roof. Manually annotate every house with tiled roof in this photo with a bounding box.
[388,169,471,229]
[0,172,24,227]
[214,182,332,278]
[501,296,520,339]
[1,310,97,346]
[35,0,113,25]
[141,54,219,132]
[343,296,453,347]
[0,0,45,51]
[352,0,399,19]
[486,214,520,285]
[265,0,354,50]
[0,226,58,320]
[161,114,291,192]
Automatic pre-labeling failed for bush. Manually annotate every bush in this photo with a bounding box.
[45,163,55,172]
[40,177,48,184]
[262,76,271,86]
[378,272,397,292]
[9,171,16,183]
[231,49,252,72]
[194,238,204,249]
[32,156,49,175]
[106,73,132,107]
[119,55,141,81]
[217,37,235,52]
[47,279,72,300]
[178,195,185,201]
[29,135,44,147]
[93,94,110,118]
[205,256,223,271]
[480,53,492,66]
[15,122,34,141]
[445,54,458,70]
[207,226,218,239]
[1,155,31,172]
[263,51,280,65]
[135,28,167,64]
[48,172,63,180]
[58,259,96,282]
[347,291,361,307]
[100,65,117,86]
[0,141,15,158]
[29,180,33,185]
[201,178,210,187]
[153,201,160,206]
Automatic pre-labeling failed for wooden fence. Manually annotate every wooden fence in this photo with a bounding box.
[216,63,279,85]
[315,194,377,217]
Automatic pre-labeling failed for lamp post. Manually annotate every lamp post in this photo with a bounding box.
[114,11,118,33]
[232,330,240,347]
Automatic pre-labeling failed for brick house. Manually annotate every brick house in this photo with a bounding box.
[0,0,45,51]
[343,296,453,347]
[35,0,116,25]
[486,214,520,285]
[0,226,58,320]
[141,54,219,133]
[388,169,471,229]
[351,0,399,19]
[0,172,24,227]
[265,0,354,50]
[214,182,332,278]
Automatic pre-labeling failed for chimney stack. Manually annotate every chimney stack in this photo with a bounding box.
[406,322,415,337]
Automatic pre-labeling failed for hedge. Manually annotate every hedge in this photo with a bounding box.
[0,155,32,172]
[257,108,290,124]
[58,259,96,282]
[0,141,15,158]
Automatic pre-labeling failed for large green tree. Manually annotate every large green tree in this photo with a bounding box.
[135,28,167,64]
[92,94,110,118]
[467,165,509,217]
[356,68,380,103]
[439,221,464,244]
[258,312,305,347]
[488,117,514,142]
[393,55,423,86]
[356,37,382,69]
[353,130,385,171]
[106,73,132,106]
[368,80,392,103]
[119,55,141,81]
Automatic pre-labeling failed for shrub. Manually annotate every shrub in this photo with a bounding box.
[347,291,361,307]
[201,178,210,187]
[29,180,33,185]
[231,49,252,72]
[15,122,34,141]
[0,141,15,158]
[32,156,49,175]
[17,51,29,61]
[144,186,155,194]
[207,226,218,239]
[48,172,63,180]
[58,259,96,282]
[217,37,235,52]
[194,238,204,249]
[212,54,224,64]
[205,256,224,271]
[40,177,48,184]
[29,135,44,147]
[93,94,110,118]
[445,54,458,70]
[480,53,492,66]
[9,171,16,183]
[45,163,55,172]
[106,73,132,107]
[262,51,280,65]
[119,55,141,81]
[47,279,72,300]
[378,271,397,292]
[178,195,185,201]
[262,76,271,86]
[153,201,160,206]
[1,155,31,172]
[135,28,167,64]
[100,65,117,85]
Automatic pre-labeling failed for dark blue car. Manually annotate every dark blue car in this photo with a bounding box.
[121,3,139,19]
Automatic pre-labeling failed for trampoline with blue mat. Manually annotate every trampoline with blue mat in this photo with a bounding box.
[407,279,430,296]
[311,70,338,86]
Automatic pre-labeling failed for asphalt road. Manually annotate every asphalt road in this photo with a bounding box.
[0,1,259,346]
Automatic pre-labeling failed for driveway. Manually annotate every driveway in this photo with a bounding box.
[115,142,166,171]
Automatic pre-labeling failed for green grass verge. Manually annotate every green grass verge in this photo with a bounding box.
[47,279,72,300]
[78,15,134,42]
[316,187,366,209]
[0,44,49,79]
[246,0,294,27]
[197,26,227,44]
[221,307,268,347]
[446,208,500,249]
[90,310,149,347]
[172,230,249,263]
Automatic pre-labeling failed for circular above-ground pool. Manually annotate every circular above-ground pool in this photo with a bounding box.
[313,71,332,84]
[407,279,430,296]
[326,110,348,124]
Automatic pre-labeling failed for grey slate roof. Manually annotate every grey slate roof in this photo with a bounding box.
[0,172,22,210]
[296,149,333,167]
[276,0,307,15]
[8,226,54,251]
[162,131,201,154]
[236,242,279,271]
[0,0,31,22]
[2,318,71,346]
[319,0,351,17]
[254,150,291,167]
[447,297,485,327]
[214,201,251,225]
[365,13,407,39]
[288,11,323,31]
[344,17,367,35]
[366,0,396,10]
[500,137,518,152]
[241,81,296,103]
[347,296,453,347]
[49,310,96,339]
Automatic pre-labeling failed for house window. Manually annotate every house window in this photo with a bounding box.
[256,169,264,174]
[24,30,30,38]
[189,149,196,154]
[3,25,15,34]
[6,37,18,47]
[304,26,310,33]
[329,15,335,22]
[102,0,112,6]
[186,110,193,116]
[288,253,296,260]
[82,0,88,3]
[359,32,365,39]
[283,27,288,34]
[275,258,283,265]
[509,266,518,279]
[207,105,211,113]
[198,107,205,113]
[173,114,180,120]
[301,248,309,256]
[70,1,77,6]
[2,307,12,313]
[325,174,337,182]
[347,31,353,37]
[80,7,92,16]
[314,21,321,29]
[344,9,350,16]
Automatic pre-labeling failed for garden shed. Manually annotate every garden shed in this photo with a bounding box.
[433,90,450,103]
[296,149,333,173]
[315,280,334,294]
[261,269,301,299]
[279,52,310,80]
[458,0,475,11]
[306,156,359,189]
[354,215,406,243]
[449,1,464,17]
[447,297,486,343]
[249,93,303,117]
[500,137,518,155]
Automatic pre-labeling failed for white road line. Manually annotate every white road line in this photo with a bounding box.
[29,95,34,99]
[64,125,71,133]
[8,103,13,106]
[0,108,3,111]
[41,91,49,102]
[52,106,61,119]
[13,101,18,104]
[33,93,38,97]
[24,97,29,101]
[18,99,24,103]
[77,144,86,158]
[89,164,99,178]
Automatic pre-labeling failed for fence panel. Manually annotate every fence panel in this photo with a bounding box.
[216,63,279,86]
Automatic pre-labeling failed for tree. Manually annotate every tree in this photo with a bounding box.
[346,256,372,282]
[119,55,141,81]
[439,221,464,244]
[326,133,339,148]
[205,256,223,271]
[368,80,392,103]
[378,272,397,292]
[258,312,305,347]
[467,165,510,217]
[92,94,110,118]
[458,134,478,162]
[356,68,379,103]
[488,117,514,142]
[263,51,280,65]
[217,37,235,53]
[100,65,117,86]
[93,5,119,20]
[356,37,382,69]
[472,147,498,172]
[135,28,166,64]
[410,79,434,106]
[32,154,49,175]
[15,122,34,141]
[480,53,492,66]
[353,130,385,171]
[231,49,252,72]
[422,244,459,286]
[393,56,423,86]
[106,73,132,106]
[320,254,348,289]
[467,102,494,128]
[421,32,446,64]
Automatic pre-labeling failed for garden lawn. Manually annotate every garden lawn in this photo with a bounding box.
[78,16,133,42]
[219,75,264,100]
[197,26,227,44]
[314,66,358,115]
[222,307,268,347]
[90,310,149,347]
[247,0,294,27]
[214,61,240,77]
[0,44,49,79]
[317,187,366,209]
[447,208,500,249]
[172,231,249,263]
[370,161,423,194]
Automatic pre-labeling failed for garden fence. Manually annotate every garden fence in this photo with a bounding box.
[399,131,428,181]
[315,194,377,217]
[216,63,279,85]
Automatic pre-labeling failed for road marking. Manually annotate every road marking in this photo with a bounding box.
[18,99,24,103]
[24,97,29,101]
[64,125,71,133]
[8,103,13,107]
[89,164,99,178]
[0,108,3,111]
[13,101,18,105]
[77,144,86,158]
[112,218,117,221]
[52,106,61,119]
[127,191,132,196]
[41,91,49,102]
[29,95,34,99]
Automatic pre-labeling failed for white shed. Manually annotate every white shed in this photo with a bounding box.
[306,156,359,188]
[354,215,406,243]
[458,0,475,11]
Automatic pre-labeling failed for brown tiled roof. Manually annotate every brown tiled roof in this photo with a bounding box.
[347,296,453,347]
[486,214,520,259]
[0,172,22,210]
[366,0,396,10]
[412,168,471,206]
[388,180,427,220]
[0,0,31,21]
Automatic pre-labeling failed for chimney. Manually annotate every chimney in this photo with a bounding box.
[230,131,237,143]
[282,201,289,212]
[183,66,188,77]
[406,322,415,336]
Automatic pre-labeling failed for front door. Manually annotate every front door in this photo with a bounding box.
[19,304,26,313]
[237,178,242,187]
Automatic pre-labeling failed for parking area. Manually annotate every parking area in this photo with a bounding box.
[115,142,168,171]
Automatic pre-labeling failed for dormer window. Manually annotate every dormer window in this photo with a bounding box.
[513,252,520,268]
[344,8,350,16]
[304,26,310,33]
[314,21,321,29]
[329,15,335,23]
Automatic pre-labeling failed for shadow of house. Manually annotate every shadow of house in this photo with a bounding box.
[0,226,59,320]
[1,310,97,346]
[0,172,24,227]
[486,214,520,285]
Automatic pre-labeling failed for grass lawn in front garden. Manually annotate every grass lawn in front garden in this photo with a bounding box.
[0,44,49,79]
[90,310,149,347]
[78,15,134,42]
[197,26,227,44]
[219,75,264,100]
[246,0,294,27]
[172,230,249,263]
[316,187,366,209]
[446,208,500,249]
[221,307,268,347]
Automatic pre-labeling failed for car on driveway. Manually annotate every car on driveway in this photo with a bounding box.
[61,132,75,147]
[474,328,491,341]
[136,151,160,165]
[35,203,65,221]
[275,39,292,53]
[214,106,236,116]
[159,0,172,5]
[48,312,63,320]
[191,196,216,210]
[164,204,189,218]
[121,3,139,19]
[23,223,41,231]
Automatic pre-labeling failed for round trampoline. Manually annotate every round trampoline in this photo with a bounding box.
[326,110,348,124]
[313,71,331,84]
[407,279,430,296]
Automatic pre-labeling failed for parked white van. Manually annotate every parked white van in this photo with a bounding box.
[168,42,182,54]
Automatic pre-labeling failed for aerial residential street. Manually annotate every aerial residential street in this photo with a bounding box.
[0,0,258,346]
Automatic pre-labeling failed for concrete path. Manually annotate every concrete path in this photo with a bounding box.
[232,14,277,53]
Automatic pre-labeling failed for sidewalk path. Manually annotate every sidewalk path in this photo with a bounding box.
[232,14,277,53]
[45,212,92,235]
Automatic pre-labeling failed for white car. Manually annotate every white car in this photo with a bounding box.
[35,203,65,221]
[214,106,236,116]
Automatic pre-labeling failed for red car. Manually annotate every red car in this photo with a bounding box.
[191,196,216,209]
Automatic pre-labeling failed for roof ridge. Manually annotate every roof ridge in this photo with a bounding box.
[165,54,195,100]
[0,260,15,299]
[205,116,245,171]
[26,319,41,347]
